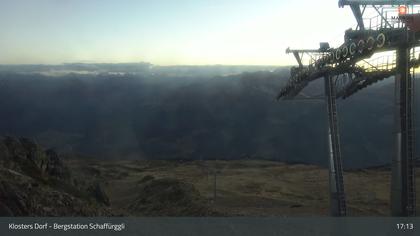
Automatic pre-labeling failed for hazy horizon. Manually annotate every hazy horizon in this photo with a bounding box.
[0,0,355,66]
[0,62,288,66]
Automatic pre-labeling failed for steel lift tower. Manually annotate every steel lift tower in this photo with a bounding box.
[283,45,347,216]
[278,0,420,216]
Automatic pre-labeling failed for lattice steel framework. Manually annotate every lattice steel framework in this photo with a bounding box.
[278,0,420,216]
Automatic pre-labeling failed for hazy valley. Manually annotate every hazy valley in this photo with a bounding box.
[0,64,418,168]
[0,64,419,216]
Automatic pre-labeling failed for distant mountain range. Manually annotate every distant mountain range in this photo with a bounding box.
[0,65,418,168]
[0,63,279,77]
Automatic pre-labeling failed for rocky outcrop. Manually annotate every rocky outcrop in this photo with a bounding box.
[20,137,48,172]
[0,167,113,216]
[0,137,71,181]
[0,201,13,216]
[87,183,110,206]
[3,137,27,161]
[0,136,113,216]
[129,177,211,216]
[0,140,12,167]
[0,180,29,216]
[45,149,71,181]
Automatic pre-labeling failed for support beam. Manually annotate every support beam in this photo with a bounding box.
[286,47,320,68]
[391,44,416,216]
[293,51,303,68]
[325,75,347,216]
[350,4,365,30]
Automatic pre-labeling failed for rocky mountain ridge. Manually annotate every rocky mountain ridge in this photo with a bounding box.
[0,136,112,216]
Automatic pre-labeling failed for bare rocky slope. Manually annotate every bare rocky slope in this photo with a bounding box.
[0,137,113,216]
[0,137,215,216]
[1,137,419,217]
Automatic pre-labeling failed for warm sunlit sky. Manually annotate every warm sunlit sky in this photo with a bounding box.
[0,0,357,65]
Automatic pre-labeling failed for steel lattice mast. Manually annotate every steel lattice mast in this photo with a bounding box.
[279,0,420,216]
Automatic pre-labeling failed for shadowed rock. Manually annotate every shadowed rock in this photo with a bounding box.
[0,138,114,216]
[45,149,71,181]
[0,181,29,216]
[0,201,13,216]
[3,137,26,161]
[20,138,48,172]
[0,140,11,166]
[88,183,110,206]
[130,177,210,216]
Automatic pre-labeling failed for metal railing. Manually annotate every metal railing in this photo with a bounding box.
[362,6,420,30]
[357,52,397,72]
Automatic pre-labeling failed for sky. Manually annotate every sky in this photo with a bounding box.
[0,0,356,65]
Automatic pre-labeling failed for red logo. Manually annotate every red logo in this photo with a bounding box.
[399,5,408,15]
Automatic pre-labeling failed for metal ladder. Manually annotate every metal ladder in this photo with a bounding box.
[325,75,347,216]
[392,46,416,216]
[406,51,416,216]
